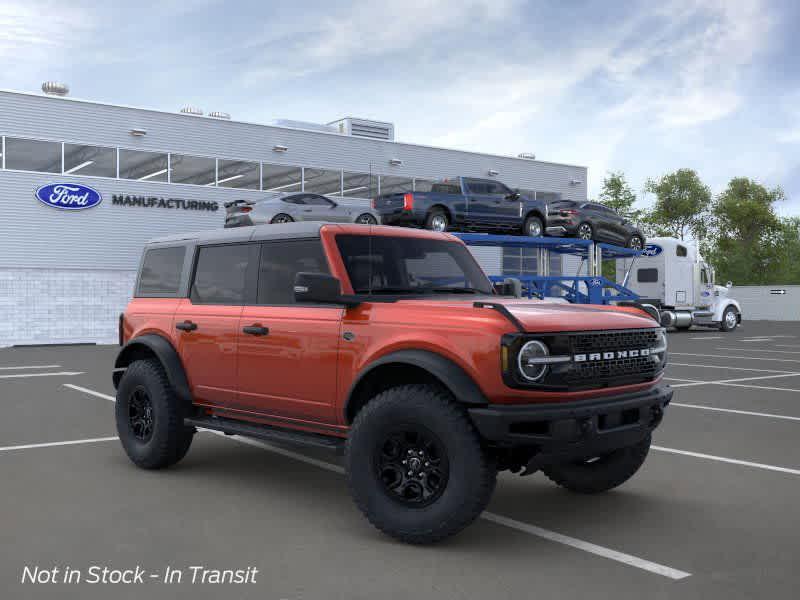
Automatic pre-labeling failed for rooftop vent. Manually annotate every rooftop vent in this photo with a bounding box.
[209,111,231,120]
[328,117,395,141]
[517,152,536,160]
[41,81,69,96]
[180,106,204,116]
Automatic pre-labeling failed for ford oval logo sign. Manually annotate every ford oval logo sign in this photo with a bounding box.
[35,183,103,210]
[642,244,663,257]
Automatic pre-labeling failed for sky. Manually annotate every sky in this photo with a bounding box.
[2,0,799,215]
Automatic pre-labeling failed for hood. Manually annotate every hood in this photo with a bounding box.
[396,296,659,332]
[499,299,657,332]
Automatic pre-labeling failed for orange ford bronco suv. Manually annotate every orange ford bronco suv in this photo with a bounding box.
[114,223,671,544]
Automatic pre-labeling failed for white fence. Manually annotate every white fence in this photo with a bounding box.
[730,285,800,321]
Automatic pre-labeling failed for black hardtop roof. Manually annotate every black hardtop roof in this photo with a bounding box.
[145,221,326,247]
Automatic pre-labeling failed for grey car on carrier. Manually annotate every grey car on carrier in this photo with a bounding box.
[225,192,381,228]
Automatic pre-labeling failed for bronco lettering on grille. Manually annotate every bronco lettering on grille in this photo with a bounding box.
[574,348,651,362]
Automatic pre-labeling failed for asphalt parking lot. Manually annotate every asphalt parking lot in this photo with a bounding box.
[2,321,800,599]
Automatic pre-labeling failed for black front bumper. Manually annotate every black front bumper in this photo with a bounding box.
[468,384,672,460]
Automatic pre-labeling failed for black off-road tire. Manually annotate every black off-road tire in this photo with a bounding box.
[115,359,195,470]
[346,384,497,544]
[424,209,449,232]
[542,434,651,494]
[524,215,544,237]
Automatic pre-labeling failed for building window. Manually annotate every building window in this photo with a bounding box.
[170,154,216,186]
[341,171,378,199]
[304,167,342,196]
[4,137,61,173]
[63,143,117,177]
[217,159,260,189]
[119,149,169,182]
[262,163,302,192]
[379,176,413,195]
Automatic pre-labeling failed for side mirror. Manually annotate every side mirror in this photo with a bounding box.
[294,272,346,304]
[506,191,521,201]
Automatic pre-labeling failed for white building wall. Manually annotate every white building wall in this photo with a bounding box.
[728,285,800,321]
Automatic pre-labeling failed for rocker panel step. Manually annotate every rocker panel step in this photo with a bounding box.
[185,416,344,453]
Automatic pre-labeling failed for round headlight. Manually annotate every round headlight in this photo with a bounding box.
[518,340,550,382]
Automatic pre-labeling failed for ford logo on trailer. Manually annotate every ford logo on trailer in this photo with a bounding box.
[642,244,663,257]
[35,183,103,210]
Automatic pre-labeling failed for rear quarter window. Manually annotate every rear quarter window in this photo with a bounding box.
[136,246,186,296]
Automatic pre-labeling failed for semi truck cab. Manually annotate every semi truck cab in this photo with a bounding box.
[617,237,742,331]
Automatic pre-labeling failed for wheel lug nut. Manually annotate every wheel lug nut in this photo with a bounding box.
[402,460,407,464]
[424,462,429,466]
[407,471,413,476]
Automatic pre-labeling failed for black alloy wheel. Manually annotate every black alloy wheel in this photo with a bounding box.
[128,386,154,442]
[271,213,294,224]
[577,222,594,240]
[376,426,449,507]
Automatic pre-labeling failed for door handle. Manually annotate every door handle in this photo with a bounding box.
[242,325,269,336]
[303,209,313,212]
[175,320,197,332]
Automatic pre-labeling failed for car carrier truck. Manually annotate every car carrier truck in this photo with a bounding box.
[617,237,742,331]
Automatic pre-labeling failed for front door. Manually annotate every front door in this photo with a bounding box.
[464,179,519,228]
[301,194,345,222]
[173,243,257,409]
[234,239,342,425]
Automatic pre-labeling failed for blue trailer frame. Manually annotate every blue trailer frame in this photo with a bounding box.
[454,233,642,305]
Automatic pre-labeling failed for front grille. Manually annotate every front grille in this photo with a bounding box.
[571,329,661,354]
[564,329,663,387]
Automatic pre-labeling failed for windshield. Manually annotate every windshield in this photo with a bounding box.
[335,235,494,295]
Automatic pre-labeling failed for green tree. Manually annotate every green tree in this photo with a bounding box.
[705,178,787,284]
[598,171,640,221]
[643,169,712,240]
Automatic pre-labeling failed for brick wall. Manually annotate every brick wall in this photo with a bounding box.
[0,269,136,346]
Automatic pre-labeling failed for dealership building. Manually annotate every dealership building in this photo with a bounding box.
[0,85,588,346]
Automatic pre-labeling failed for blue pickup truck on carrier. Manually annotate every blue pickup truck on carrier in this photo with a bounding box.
[373,177,548,236]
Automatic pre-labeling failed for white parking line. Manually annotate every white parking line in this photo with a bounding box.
[717,347,800,355]
[775,344,800,349]
[58,385,690,580]
[0,364,61,370]
[63,384,115,401]
[671,352,800,363]
[652,446,800,476]
[481,512,691,580]
[669,362,796,374]
[667,372,800,388]
[688,336,723,340]
[671,402,800,422]
[717,382,800,393]
[0,436,118,453]
[212,430,691,580]
[0,371,84,379]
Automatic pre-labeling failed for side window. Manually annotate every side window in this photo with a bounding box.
[306,195,334,206]
[282,195,303,205]
[190,244,251,305]
[137,247,185,296]
[701,269,709,284]
[676,245,688,257]
[637,268,659,283]
[257,240,330,305]
[465,180,487,194]
[484,181,512,195]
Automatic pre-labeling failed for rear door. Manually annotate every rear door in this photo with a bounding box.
[174,243,258,409]
[298,194,345,222]
[234,239,342,424]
